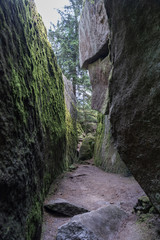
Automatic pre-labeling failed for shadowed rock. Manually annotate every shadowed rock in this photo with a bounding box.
[44,199,89,217]
[104,0,160,213]
[88,57,111,113]
[56,205,127,240]
[79,0,160,213]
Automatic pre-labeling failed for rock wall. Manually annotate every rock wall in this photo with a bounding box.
[63,75,77,166]
[79,0,110,69]
[105,0,160,213]
[94,114,129,176]
[79,0,160,213]
[0,0,76,239]
[79,0,128,175]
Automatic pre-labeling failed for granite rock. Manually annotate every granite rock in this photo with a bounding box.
[79,0,160,213]
[79,0,110,69]
[57,206,127,240]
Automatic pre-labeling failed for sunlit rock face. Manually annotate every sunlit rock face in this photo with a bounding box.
[0,0,76,239]
[79,0,128,176]
[79,0,110,113]
[79,0,160,213]
[79,0,110,69]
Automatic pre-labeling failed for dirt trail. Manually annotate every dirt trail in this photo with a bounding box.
[41,160,160,240]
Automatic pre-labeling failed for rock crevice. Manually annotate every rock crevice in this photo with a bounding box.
[79,0,160,213]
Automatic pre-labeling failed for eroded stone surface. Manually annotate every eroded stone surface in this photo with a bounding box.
[79,0,110,69]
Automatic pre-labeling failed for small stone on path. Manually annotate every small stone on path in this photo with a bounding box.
[44,199,89,217]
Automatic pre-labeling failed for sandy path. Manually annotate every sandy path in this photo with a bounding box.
[41,160,160,240]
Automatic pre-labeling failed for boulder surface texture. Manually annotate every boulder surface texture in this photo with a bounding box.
[44,199,89,217]
[0,0,76,239]
[79,0,160,213]
[56,221,99,240]
[56,206,127,240]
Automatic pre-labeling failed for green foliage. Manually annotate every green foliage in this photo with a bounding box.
[48,0,97,135]
[48,0,84,95]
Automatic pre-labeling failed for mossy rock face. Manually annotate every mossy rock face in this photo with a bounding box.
[79,134,95,160]
[94,114,129,176]
[64,76,78,167]
[0,0,72,239]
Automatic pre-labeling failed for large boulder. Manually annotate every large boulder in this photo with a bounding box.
[105,0,160,213]
[79,0,160,213]
[56,206,127,240]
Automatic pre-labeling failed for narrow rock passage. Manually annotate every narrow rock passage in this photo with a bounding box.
[41,160,159,240]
